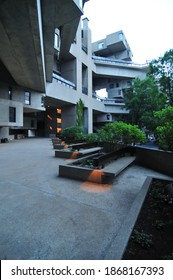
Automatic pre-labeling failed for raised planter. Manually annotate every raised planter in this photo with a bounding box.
[55,147,103,159]
[59,152,136,184]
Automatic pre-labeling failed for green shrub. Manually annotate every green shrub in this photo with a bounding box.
[97,121,146,145]
[61,126,84,140]
[132,230,153,248]
[154,106,173,151]
[84,133,100,143]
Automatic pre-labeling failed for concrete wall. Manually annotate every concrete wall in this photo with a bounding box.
[135,147,173,177]
[0,98,23,127]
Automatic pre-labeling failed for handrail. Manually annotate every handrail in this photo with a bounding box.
[92,55,148,68]
[92,92,125,104]
[52,72,76,89]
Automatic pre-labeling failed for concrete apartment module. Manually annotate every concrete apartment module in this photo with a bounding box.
[0,0,148,140]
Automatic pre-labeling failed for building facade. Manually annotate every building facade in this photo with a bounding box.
[0,0,147,139]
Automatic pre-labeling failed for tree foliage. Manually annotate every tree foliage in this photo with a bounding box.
[154,106,173,151]
[97,121,146,145]
[148,49,173,106]
[61,126,84,140]
[76,98,84,127]
[123,77,165,131]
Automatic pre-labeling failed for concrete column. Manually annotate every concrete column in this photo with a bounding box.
[0,127,9,138]
[87,107,93,133]
[62,105,76,130]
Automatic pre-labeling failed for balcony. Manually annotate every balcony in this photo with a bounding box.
[52,72,76,90]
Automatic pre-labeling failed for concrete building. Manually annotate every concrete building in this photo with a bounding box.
[0,0,148,139]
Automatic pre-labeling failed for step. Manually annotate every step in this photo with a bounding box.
[103,156,136,177]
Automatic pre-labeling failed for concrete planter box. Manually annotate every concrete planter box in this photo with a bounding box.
[59,162,114,184]
[55,147,103,159]
[59,155,135,184]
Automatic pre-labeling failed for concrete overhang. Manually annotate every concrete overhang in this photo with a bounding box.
[0,0,82,91]
[0,0,46,92]
[42,0,83,82]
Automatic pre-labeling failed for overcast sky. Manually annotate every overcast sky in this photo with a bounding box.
[84,0,173,64]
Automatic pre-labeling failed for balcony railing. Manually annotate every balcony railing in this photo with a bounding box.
[52,72,76,90]
[92,55,148,68]
[92,92,125,104]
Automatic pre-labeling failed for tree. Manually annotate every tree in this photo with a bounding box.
[97,121,146,145]
[148,49,173,106]
[76,98,84,127]
[154,106,173,151]
[123,77,166,132]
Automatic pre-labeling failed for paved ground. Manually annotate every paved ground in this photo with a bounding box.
[0,138,172,260]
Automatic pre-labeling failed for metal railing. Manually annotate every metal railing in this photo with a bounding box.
[92,55,148,68]
[92,92,125,104]
[52,72,76,90]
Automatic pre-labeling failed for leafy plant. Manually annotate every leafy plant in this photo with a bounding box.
[85,133,99,143]
[154,106,173,151]
[76,98,84,127]
[162,254,173,260]
[152,220,166,230]
[132,230,153,248]
[61,126,84,140]
[123,77,165,131]
[97,121,146,145]
[148,49,173,106]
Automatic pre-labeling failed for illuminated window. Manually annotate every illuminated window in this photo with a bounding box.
[57,118,62,124]
[57,108,62,114]
[57,128,62,133]
[47,114,52,121]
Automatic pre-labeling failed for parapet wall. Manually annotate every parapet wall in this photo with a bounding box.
[135,147,173,177]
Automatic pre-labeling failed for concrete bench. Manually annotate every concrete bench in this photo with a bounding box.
[55,147,103,159]
[59,155,136,184]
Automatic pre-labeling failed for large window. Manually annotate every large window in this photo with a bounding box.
[98,42,104,50]
[9,107,16,122]
[24,91,31,105]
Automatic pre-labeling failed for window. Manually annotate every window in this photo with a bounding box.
[98,42,104,49]
[109,83,114,89]
[9,107,16,122]
[31,120,35,128]
[24,91,31,105]
[116,83,119,88]
[9,87,12,100]
[41,95,45,107]
[54,33,60,49]
[118,32,123,40]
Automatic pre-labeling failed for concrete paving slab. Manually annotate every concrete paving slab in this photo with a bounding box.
[0,138,172,259]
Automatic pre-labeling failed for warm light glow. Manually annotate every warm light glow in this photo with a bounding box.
[47,114,52,120]
[69,151,79,159]
[81,181,112,193]
[49,126,53,130]
[87,169,105,184]
[57,108,62,114]
[57,118,62,123]
[57,128,62,133]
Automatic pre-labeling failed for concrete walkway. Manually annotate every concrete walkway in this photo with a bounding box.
[0,138,172,260]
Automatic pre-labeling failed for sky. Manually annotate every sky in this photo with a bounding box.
[83,0,173,64]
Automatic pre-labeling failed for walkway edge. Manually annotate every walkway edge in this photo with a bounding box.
[104,176,152,259]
